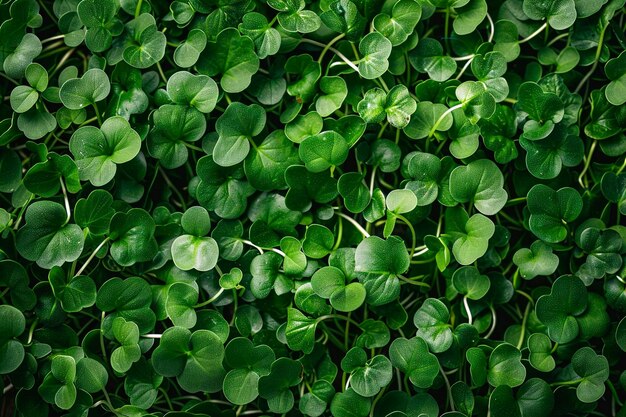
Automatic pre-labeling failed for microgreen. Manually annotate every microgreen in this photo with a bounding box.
[1,0,625,415]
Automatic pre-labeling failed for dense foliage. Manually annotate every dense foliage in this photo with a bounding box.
[1,0,625,416]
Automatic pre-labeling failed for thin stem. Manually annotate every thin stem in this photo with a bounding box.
[184,142,204,152]
[547,32,569,47]
[135,0,143,18]
[270,247,286,257]
[49,48,76,78]
[195,287,225,308]
[42,34,66,43]
[156,61,167,84]
[318,33,345,63]
[159,166,187,210]
[377,76,389,93]
[451,54,475,61]
[0,72,19,85]
[428,103,463,137]
[483,304,497,339]
[75,238,110,277]
[518,23,548,44]
[395,213,416,257]
[398,275,430,288]
[455,56,474,80]
[550,379,583,387]
[99,312,108,364]
[332,216,343,251]
[578,140,597,188]
[439,364,455,411]
[486,13,495,43]
[369,165,378,196]
[505,197,527,206]
[516,303,531,349]
[335,212,370,238]
[142,334,163,339]
[300,38,360,73]
[60,179,71,224]
[575,23,607,93]
[241,239,264,254]
[316,314,361,327]
[412,246,430,257]
[92,101,102,126]
[463,296,473,325]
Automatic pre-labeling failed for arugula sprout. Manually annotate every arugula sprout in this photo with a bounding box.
[1,0,625,415]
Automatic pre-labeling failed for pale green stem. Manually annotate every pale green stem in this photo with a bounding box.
[429,103,463,137]
[195,287,225,308]
[74,237,110,277]
[60,179,71,224]
[334,212,370,238]
[518,23,548,44]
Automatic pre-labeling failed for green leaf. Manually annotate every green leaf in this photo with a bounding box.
[174,29,207,68]
[413,298,453,353]
[214,102,266,167]
[449,159,507,215]
[338,173,370,213]
[10,85,38,113]
[239,12,281,59]
[165,283,198,328]
[49,267,96,313]
[536,275,587,343]
[0,305,26,374]
[285,308,317,354]
[601,172,626,215]
[409,38,456,82]
[197,28,260,93]
[389,337,439,388]
[108,208,158,266]
[488,344,526,387]
[358,32,392,79]
[70,116,141,186]
[258,358,303,413]
[122,13,166,68]
[166,71,219,114]
[75,357,108,393]
[446,207,496,265]
[244,130,299,191]
[523,0,577,29]
[373,0,422,46]
[330,388,371,417]
[16,201,84,269]
[110,317,141,373]
[302,224,335,259]
[299,131,349,173]
[342,348,392,397]
[152,327,226,393]
[513,241,560,279]
[571,347,609,403]
[452,266,490,300]
[605,51,626,106]
[171,235,219,271]
[355,236,409,306]
[96,276,156,334]
[528,333,555,372]
[519,125,583,179]
[147,104,206,169]
[321,0,366,41]
[316,76,348,118]
[527,184,582,243]
[59,68,110,110]
[517,81,564,140]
